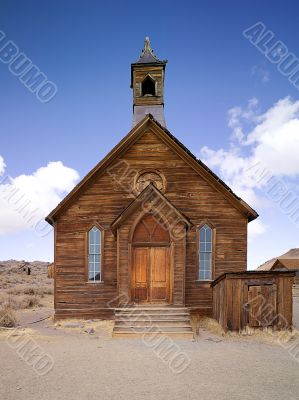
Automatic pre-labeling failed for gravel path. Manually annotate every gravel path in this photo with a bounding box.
[0,304,298,400]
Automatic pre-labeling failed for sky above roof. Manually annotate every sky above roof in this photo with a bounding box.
[0,0,299,268]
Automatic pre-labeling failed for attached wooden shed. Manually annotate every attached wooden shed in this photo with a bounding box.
[211,271,295,332]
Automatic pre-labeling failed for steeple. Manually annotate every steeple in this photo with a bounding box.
[131,37,167,127]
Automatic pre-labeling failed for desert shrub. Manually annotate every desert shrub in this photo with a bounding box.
[0,305,17,327]
[41,285,54,295]
[0,293,7,306]
[23,286,40,296]
[8,285,37,296]
[190,315,226,337]
[25,295,41,308]
[4,294,41,310]
[1,267,54,313]
[7,284,53,297]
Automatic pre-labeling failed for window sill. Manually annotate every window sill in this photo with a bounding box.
[86,281,104,284]
[195,280,213,283]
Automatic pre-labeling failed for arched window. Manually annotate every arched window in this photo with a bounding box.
[88,226,101,281]
[199,224,213,280]
[141,75,156,96]
[132,214,170,244]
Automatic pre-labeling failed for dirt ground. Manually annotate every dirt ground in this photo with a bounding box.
[0,301,299,400]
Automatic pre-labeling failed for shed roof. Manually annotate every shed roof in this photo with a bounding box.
[211,270,296,287]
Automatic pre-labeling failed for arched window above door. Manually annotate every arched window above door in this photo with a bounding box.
[132,214,169,245]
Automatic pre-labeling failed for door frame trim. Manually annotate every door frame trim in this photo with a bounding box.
[129,212,173,304]
[125,210,188,307]
[131,245,171,304]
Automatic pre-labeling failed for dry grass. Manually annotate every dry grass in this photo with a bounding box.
[0,288,49,310]
[191,315,225,337]
[0,305,17,327]
[191,315,299,345]
[7,284,53,297]
[0,263,54,313]
[227,325,299,344]
[5,294,41,310]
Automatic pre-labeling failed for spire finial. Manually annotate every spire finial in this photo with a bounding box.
[144,36,151,52]
[135,36,167,64]
[140,36,156,59]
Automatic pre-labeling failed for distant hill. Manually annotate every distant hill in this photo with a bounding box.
[257,248,299,271]
[0,260,51,274]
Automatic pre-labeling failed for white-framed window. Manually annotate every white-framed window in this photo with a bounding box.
[88,226,101,281]
[199,224,212,280]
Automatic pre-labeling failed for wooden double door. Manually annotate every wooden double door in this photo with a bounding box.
[131,214,171,304]
[132,246,170,303]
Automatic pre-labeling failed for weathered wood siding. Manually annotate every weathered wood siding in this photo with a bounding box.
[212,271,294,331]
[133,65,164,106]
[54,127,248,319]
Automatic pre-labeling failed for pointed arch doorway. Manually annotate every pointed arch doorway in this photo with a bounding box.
[131,214,171,304]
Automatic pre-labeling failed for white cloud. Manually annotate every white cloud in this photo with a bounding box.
[200,96,299,238]
[0,160,79,235]
[228,97,259,143]
[0,156,6,175]
[246,98,299,176]
[251,65,270,83]
[248,219,267,241]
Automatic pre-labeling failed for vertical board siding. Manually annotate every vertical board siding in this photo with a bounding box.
[54,130,248,318]
[212,272,294,331]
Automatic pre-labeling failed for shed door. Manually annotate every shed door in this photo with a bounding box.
[248,285,277,327]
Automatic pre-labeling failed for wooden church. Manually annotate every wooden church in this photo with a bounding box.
[46,38,294,335]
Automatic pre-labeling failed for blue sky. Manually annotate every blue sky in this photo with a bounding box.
[0,0,299,268]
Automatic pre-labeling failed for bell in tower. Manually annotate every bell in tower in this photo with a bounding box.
[131,37,167,127]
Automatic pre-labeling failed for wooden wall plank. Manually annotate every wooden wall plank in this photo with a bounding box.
[54,129,248,318]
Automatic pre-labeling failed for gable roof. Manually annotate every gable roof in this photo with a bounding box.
[257,248,299,271]
[258,258,299,271]
[278,259,299,270]
[46,114,258,225]
[111,183,192,233]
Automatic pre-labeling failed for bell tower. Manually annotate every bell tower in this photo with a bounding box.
[131,37,167,127]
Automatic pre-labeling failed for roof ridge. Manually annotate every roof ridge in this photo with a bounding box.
[46,114,258,224]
